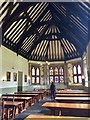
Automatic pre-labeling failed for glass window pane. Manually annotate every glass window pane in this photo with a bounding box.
[78,65,81,74]
[55,67,58,75]
[61,68,63,75]
[55,76,59,83]
[78,76,82,83]
[36,77,39,83]
[32,67,35,75]
[36,68,39,75]
[60,76,64,83]
[74,76,77,83]
[32,77,35,84]
[59,67,63,75]
[73,66,77,74]
[50,76,53,82]
[50,67,53,75]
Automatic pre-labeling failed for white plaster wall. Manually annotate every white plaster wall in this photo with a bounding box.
[0,46,29,88]
[0,46,2,87]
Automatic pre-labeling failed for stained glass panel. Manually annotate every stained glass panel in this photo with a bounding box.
[55,76,59,83]
[55,67,58,75]
[50,67,53,75]
[50,76,53,82]
[60,76,64,83]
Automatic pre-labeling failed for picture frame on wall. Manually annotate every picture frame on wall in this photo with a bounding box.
[13,72,17,81]
[6,72,11,81]
[24,75,27,82]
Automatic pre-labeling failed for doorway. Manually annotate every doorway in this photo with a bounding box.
[17,71,23,92]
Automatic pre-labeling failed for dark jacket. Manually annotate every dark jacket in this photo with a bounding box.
[50,83,56,92]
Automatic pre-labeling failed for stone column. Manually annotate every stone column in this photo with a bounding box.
[64,61,68,86]
[87,41,90,88]
[46,63,49,85]
[43,64,47,85]
[40,64,43,85]
[43,63,49,87]
[28,63,31,85]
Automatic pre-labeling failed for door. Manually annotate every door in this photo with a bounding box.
[18,71,23,92]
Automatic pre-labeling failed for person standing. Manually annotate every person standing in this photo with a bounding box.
[50,82,56,100]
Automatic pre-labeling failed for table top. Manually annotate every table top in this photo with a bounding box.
[4,101,23,106]
[56,93,89,96]
[15,93,39,96]
[56,90,88,94]
[23,91,44,94]
[25,114,89,119]
[2,96,32,100]
[42,102,89,109]
[55,97,90,100]
[2,94,38,96]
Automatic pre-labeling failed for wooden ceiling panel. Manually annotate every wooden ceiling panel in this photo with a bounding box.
[1,2,90,61]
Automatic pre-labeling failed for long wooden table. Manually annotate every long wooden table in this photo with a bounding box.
[2,101,23,119]
[56,93,89,97]
[2,96,32,108]
[56,90,88,94]
[15,91,44,100]
[25,114,89,120]
[55,97,90,103]
[2,94,39,104]
[42,102,90,116]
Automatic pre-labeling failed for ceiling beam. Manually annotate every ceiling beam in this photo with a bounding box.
[50,4,88,45]
[27,25,50,59]
[15,6,50,54]
[53,20,83,56]
[2,3,37,33]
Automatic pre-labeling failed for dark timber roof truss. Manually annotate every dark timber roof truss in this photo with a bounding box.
[1,1,90,61]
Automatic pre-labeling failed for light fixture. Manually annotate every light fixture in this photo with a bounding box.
[40,63,42,66]
[46,61,48,64]
[82,75,85,79]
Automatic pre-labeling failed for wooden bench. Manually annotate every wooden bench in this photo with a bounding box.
[55,97,90,103]
[42,102,90,117]
[2,101,23,119]
[25,114,89,120]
